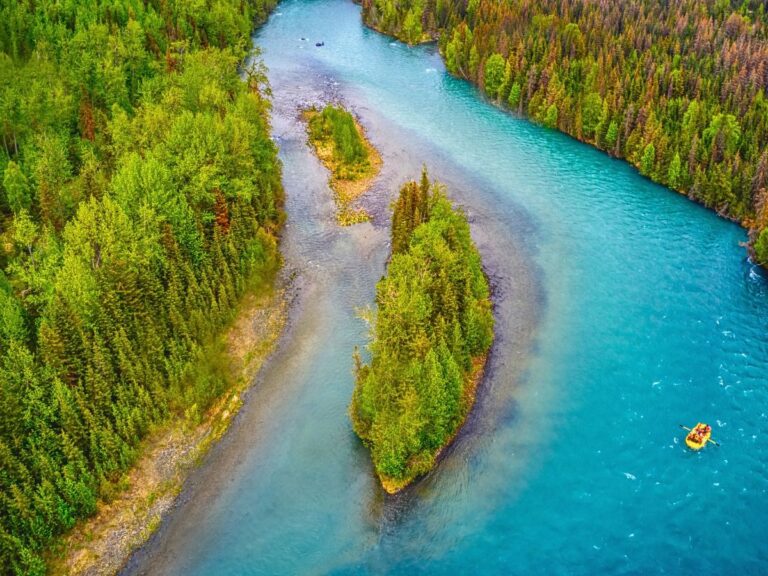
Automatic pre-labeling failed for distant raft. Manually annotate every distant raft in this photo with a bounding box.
[685,422,712,450]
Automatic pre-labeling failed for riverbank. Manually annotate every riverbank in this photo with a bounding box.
[302,106,382,225]
[356,0,435,45]
[46,277,289,576]
[363,20,434,45]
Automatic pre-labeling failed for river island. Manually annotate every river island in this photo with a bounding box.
[303,104,382,225]
[350,169,494,493]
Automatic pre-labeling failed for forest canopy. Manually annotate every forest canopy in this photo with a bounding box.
[361,0,768,263]
[0,1,280,573]
[350,170,494,492]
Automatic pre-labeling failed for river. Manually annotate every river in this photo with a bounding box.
[123,1,768,574]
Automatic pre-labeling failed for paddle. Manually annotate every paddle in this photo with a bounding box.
[679,424,720,446]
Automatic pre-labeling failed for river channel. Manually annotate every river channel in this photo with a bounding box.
[124,2,768,574]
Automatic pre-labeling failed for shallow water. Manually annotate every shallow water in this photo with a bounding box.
[125,1,768,574]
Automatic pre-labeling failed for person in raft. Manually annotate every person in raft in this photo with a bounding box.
[694,424,711,442]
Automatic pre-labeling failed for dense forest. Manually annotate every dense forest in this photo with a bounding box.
[360,0,768,263]
[0,1,280,573]
[349,171,494,492]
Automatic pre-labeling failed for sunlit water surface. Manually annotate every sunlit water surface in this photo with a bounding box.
[124,1,768,574]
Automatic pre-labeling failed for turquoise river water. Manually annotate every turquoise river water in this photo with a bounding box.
[124,1,768,574]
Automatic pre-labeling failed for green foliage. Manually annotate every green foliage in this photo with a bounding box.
[754,228,768,265]
[483,53,506,100]
[544,104,559,129]
[508,82,522,109]
[350,170,494,486]
[605,120,619,150]
[668,153,682,190]
[403,8,425,45]
[641,142,656,177]
[361,0,768,257]
[391,167,432,254]
[703,113,741,162]
[363,0,427,45]
[581,92,602,138]
[308,105,370,179]
[0,0,281,572]
[2,162,30,214]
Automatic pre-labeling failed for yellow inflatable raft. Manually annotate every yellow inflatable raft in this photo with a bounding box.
[685,422,712,450]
